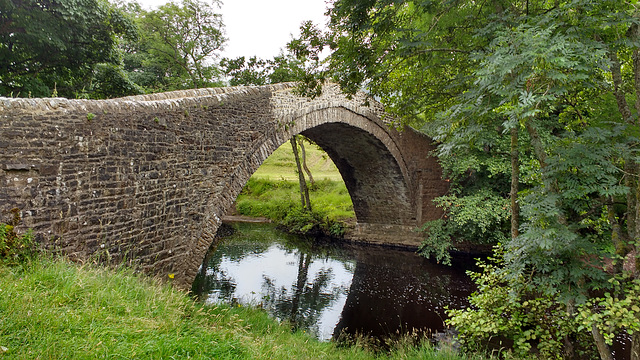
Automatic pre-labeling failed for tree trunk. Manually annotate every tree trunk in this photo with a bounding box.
[291,136,312,212]
[510,126,520,239]
[607,201,626,274]
[630,42,640,360]
[632,332,640,360]
[563,300,576,360]
[592,324,614,360]
[299,138,315,185]
[632,174,640,360]
[627,161,637,241]
[610,52,633,123]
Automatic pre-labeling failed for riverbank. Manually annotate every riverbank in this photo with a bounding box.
[0,257,485,360]
[234,176,354,236]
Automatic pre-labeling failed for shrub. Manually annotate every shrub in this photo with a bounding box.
[0,222,35,266]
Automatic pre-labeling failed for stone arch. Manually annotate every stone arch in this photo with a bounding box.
[0,83,447,289]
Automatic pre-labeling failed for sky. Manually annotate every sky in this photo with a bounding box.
[136,0,330,60]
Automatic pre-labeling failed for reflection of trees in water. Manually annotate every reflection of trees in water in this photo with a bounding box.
[333,249,474,341]
[191,222,475,342]
[191,228,271,301]
[261,251,348,337]
[191,248,238,302]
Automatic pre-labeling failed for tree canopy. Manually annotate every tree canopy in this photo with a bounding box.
[291,0,640,358]
[0,0,227,98]
[130,0,226,91]
[0,0,136,97]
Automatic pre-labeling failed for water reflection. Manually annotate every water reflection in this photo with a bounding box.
[191,222,475,341]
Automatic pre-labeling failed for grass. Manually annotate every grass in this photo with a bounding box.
[0,257,486,360]
[236,142,355,230]
[252,141,343,182]
[236,178,354,222]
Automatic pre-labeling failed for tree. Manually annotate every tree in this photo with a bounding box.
[291,0,640,358]
[0,0,137,98]
[220,53,304,86]
[132,0,225,91]
[220,56,269,86]
[291,135,312,212]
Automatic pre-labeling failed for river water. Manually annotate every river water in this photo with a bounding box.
[191,222,476,342]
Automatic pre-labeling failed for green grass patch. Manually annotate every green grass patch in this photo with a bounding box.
[252,142,343,182]
[236,142,355,232]
[0,257,484,359]
[236,178,354,235]
[236,178,354,221]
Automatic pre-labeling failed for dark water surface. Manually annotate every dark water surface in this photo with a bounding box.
[191,222,476,341]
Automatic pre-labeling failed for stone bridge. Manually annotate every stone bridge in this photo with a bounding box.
[0,83,447,287]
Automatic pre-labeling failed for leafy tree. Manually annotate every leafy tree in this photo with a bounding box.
[291,0,640,358]
[0,0,137,97]
[220,56,270,86]
[220,53,304,86]
[131,0,226,91]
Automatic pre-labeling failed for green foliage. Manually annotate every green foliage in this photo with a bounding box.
[0,0,137,98]
[221,54,303,86]
[280,206,325,234]
[128,0,226,91]
[236,178,353,236]
[447,250,596,359]
[439,190,510,242]
[419,147,513,264]
[506,124,637,299]
[0,223,35,266]
[417,220,455,265]
[578,275,640,346]
[418,189,510,265]
[89,62,144,99]
[0,0,227,98]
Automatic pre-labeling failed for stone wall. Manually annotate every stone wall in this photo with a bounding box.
[0,83,448,288]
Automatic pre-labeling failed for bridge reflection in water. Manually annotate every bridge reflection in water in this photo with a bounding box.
[191,222,475,341]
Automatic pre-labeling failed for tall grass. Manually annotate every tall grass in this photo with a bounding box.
[0,258,485,360]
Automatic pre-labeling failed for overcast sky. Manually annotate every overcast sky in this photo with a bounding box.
[136,0,330,60]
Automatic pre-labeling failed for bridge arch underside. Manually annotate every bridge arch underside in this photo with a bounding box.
[301,122,415,226]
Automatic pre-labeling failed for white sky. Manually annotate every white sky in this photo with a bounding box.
[136,0,330,60]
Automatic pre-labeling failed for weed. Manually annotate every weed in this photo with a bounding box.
[0,211,36,266]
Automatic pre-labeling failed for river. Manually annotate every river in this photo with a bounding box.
[191,221,476,343]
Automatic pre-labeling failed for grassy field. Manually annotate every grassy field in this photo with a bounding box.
[235,141,356,230]
[0,258,486,360]
[251,141,344,182]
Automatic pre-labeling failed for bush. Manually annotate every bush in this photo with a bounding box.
[0,221,35,266]
[446,249,597,359]
[418,189,510,265]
